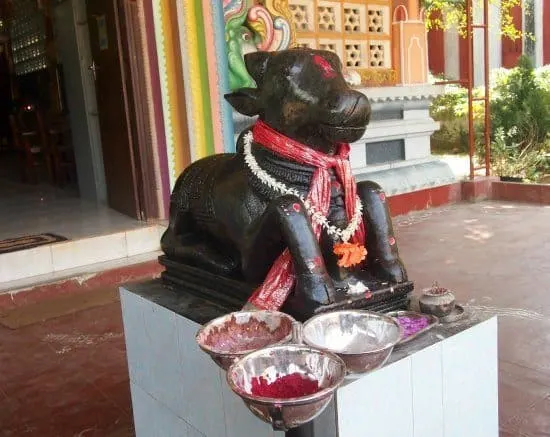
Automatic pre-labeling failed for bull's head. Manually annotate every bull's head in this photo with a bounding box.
[225,48,371,153]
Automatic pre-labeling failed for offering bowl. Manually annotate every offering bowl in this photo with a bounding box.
[196,310,295,370]
[302,310,402,375]
[226,344,346,431]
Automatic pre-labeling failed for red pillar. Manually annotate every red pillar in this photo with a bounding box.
[427,10,445,75]
[459,35,468,82]
[501,3,523,68]
[544,1,550,64]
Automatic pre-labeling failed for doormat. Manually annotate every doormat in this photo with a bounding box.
[0,233,68,254]
[0,287,119,330]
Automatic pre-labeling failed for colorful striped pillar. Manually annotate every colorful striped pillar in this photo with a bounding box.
[212,0,237,153]
[152,0,236,187]
[151,0,192,188]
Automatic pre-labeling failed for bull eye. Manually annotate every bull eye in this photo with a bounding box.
[242,32,251,41]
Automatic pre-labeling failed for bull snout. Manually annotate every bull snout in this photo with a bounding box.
[324,91,371,128]
[342,92,371,127]
[318,91,371,144]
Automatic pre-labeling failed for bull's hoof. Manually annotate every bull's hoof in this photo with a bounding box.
[370,258,408,284]
[282,273,336,321]
[295,273,336,305]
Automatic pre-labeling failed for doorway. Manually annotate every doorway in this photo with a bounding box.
[86,0,144,219]
[0,0,160,254]
[0,0,158,225]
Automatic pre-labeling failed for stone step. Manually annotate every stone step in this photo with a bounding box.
[0,251,164,311]
[0,224,165,283]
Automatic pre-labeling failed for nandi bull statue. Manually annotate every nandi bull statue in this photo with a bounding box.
[160,48,412,320]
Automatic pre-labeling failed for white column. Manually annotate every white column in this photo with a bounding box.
[472,0,502,85]
[489,1,502,71]
[444,26,460,79]
[473,0,484,86]
[534,0,543,67]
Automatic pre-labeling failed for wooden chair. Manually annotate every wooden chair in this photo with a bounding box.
[9,104,54,184]
[47,114,76,187]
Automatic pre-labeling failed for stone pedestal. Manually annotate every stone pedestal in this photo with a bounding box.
[121,280,498,437]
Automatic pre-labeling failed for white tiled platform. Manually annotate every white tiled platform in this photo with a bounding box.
[120,283,499,437]
[0,179,165,284]
[337,319,499,437]
[121,288,283,437]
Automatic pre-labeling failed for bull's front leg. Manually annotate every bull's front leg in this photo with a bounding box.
[357,181,408,283]
[241,194,336,310]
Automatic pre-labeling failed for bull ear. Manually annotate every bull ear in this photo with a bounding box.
[244,51,272,87]
[224,88,262,116]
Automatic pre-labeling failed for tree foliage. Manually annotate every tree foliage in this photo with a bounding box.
[422,0,523,40]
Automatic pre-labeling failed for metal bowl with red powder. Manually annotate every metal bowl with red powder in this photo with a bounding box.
[196,310,296,370]
[227,344,346,431]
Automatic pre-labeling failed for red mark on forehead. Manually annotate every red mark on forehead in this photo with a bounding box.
[312,54,337,79]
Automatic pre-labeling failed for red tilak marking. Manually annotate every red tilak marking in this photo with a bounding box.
[312,256,323,267]
[312,54,336,79]
[292,203,301,212]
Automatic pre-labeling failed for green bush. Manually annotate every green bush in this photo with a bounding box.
[430,56,550,181]
[491,56,550,147]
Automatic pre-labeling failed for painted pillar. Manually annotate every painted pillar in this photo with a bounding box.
[427,10,445,75]
[152,0,192,188]
[151,0,236,188]
[392,1,429,84]
[139,0,170,217]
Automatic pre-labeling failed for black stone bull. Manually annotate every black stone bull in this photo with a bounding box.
[161,48,407,317]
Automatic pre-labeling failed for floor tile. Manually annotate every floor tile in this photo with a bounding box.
[0,178,145,242]
[499,361,550,425]
[1,201,550,436]
[505,395,550,436]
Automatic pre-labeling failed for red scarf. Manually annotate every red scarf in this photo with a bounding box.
[247,120,366,310]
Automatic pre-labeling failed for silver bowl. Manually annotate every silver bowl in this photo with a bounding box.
[227,344,346,431]
[302,310,402,376]
[196,310,295,370]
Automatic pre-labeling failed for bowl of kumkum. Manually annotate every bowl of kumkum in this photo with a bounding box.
[386,311,439,344]
[226,344,346,431]
[196,310,296,370]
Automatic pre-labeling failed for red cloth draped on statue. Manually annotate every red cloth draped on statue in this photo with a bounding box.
[247,120,366,310]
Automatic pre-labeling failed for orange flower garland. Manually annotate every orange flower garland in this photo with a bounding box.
[333,242,367,268]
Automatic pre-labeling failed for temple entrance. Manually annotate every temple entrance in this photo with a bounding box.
[0,0,160,285]
[86,0,143,219]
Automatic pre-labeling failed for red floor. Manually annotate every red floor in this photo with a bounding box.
[0,303,133,436]
[1,201,550,436]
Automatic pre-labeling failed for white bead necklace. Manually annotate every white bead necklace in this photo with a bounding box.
[243,131,363,243]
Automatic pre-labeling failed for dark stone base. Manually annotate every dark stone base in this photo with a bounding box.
[159,255,413,321]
